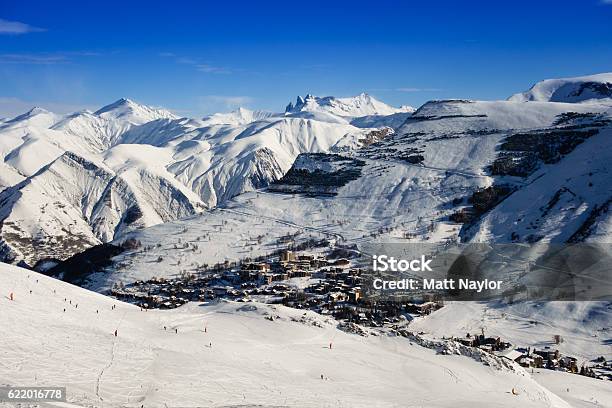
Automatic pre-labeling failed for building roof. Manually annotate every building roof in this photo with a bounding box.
[501,349,524,361]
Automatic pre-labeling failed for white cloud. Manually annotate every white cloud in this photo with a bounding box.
[206,95,253,105]
[158,53,234,74]
[197,95,254,114]
[0,51,102,65]
[0,18,45,35]
[196,64,232,74]
[0,53,68,64]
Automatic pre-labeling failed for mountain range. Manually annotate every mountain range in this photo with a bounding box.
[1,73,612,273]
[0,93,407,266]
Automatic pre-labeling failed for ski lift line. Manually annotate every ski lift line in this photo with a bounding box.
[215,207,379,257]
[216,207,344,241]
[391,159,491,179]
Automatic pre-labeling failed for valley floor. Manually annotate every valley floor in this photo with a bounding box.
[0,263,610,408]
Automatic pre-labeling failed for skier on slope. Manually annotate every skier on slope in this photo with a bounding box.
[114,329,118,337]
[9,292,14,301]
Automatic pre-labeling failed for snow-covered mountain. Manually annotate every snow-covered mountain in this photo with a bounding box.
[0,98,179,179]
[0,149,206,265]
[0,96,386,266]
[509,73,612,103]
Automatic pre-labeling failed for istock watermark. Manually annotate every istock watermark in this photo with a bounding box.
[372,254,433,272]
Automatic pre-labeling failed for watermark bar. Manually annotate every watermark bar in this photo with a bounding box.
[0,387,66,402]
[358,243,612,301]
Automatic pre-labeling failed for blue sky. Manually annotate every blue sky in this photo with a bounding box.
[1,0,611,117]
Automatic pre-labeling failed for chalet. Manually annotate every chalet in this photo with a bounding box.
[325,270,340,279]
[311,258,329,268]
[258,272,289,285]
[242,262,271,272]
[329,292,348,303]
[405,301,442,315]
[500,349,525,363]
[534,348,560,361]
[559,356,578,373]
[348,287,362,302]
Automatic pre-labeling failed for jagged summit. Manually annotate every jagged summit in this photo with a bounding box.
[2,106,60,129]
[6,106,52,122]
[285,93,413,117]
[93,97,134,115]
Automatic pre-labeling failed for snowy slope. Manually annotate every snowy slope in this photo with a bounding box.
[0,262,591,408]
[1,107,60,128]
[407,98,608,132]
[509,73,612,103]
[166,116,371,207]
[95,97,178,122]
[468,125,612,243]
[0,162,24,191]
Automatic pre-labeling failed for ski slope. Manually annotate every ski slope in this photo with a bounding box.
[409,301,611,362]
[1,263,603,408]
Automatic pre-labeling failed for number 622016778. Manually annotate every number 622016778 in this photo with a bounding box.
[1,387,66,402]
